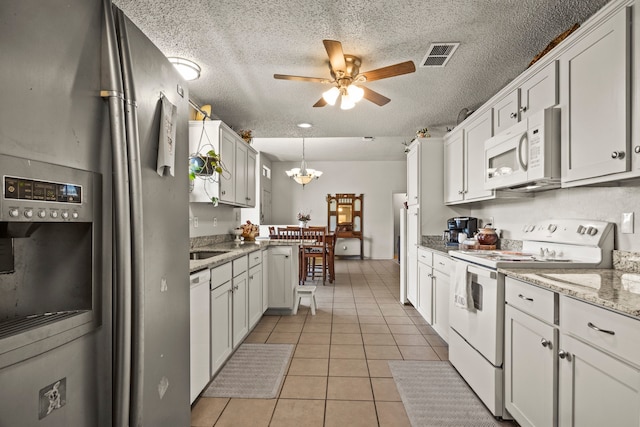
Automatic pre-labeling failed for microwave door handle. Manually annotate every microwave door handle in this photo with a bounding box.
[518,133,528,172]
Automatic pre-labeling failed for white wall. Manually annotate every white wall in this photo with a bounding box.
[270,160,407,259]
[189,203,240,238]
[470,183,640,251]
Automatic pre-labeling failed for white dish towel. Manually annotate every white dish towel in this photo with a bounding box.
[453,262,474,310]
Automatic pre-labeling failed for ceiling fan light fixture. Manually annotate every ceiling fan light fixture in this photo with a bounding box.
[347,85,364,103]
[340,94,356,110]
[322,87,340,105]
[167,57,201,81]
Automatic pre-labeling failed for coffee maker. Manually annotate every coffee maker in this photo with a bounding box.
[444,217,478,246]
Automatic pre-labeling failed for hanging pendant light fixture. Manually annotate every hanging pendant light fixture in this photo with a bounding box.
[285,138,323,187]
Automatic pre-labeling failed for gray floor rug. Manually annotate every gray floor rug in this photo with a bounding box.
[202,343,294,399]
[389,361,501,427]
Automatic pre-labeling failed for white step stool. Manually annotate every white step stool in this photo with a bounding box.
[292,285,317,315]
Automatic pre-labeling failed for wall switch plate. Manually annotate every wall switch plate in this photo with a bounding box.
[193,217,198,228]
[622,212,634,234]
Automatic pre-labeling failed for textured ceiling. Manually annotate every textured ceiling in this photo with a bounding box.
[114,0,608,161]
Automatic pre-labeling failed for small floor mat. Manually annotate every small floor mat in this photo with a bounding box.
[389,360,501,427]
[202,343,294,399]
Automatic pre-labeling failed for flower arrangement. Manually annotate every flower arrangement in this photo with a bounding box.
[239,129,253,144]
[416,127,430,138]
[297,211,311,222]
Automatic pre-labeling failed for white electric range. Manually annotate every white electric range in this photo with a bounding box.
[448,219,614,419]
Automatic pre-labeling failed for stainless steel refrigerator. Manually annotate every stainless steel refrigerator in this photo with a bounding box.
[0,0,191,425]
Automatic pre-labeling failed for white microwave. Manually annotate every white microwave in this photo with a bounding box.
[484,107,561,191]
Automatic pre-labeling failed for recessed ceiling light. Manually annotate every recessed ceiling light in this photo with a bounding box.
[297,123,313,128]
[168,57,201,81]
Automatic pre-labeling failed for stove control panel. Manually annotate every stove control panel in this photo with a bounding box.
[521,219,613,246]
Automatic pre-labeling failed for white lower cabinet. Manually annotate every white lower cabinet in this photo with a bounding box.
[417,258,433,323]
[248,263,263,329]
[558,295,640,427]
[210,281,232,377]
[268,246,297,309]
[558,333,640,427]
[232,256,249,348]
[415,247,451,343]
[261,248,269,312]
[431,268,450,343]
[505,305,557,427]
[505,277,640,427]
[406,205,419,305]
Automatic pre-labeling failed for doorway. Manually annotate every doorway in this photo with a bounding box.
[391,192,406,262]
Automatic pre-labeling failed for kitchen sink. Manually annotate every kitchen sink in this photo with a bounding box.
[189,250,230,260]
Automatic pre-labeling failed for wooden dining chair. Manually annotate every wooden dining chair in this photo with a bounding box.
[300,227,327,284]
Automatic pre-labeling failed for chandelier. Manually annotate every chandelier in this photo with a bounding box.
[285,138,323,186]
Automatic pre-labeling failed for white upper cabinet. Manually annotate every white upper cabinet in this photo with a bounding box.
[445,110,494,204]
[519,61,558,121]
[444,129,464,204]
[493,90,520,135]
[560,5,633,185]
[189,120,257,207]
[406,141,419,206]
[494,61,558,136]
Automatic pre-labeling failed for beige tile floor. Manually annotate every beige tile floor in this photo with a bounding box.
[191,259,446,427]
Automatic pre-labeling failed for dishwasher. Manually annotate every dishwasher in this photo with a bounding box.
[189,269,211,403]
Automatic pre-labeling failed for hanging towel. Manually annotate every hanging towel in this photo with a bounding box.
[453,262,474,310]
[157,93,177,176]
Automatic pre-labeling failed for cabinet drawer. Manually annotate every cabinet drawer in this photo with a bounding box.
[505,277,555,324]
[417,247,433,266]
[248,250,262,268]
[561,296,640,366]
[433,253,453,275]
[233,255,248,277]
[211,262,232,289]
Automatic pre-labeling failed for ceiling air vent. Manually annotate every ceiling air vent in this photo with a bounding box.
[420,42,460,68]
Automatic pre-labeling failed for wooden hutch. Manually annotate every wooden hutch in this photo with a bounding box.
[326,193,363,259]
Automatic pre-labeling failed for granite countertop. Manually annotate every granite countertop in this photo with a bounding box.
[499,268,640,318]
[189,239,301,273]
[420,236,457,255]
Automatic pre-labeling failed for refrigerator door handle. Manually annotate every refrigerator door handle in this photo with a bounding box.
[103,1,133,425]
[115,8,146,425]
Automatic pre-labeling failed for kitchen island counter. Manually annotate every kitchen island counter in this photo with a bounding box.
[499,268,640,318]
[189,239,300,273]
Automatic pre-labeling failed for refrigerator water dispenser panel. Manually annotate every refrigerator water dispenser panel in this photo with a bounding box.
[0,154,101,369]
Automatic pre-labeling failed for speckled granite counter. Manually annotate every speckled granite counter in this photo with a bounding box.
[420,236,458,255]
[499,268,640,318]
[189,239,300,273]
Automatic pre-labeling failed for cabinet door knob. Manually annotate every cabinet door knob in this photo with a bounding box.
[510,112,518,119]
[558,350,572,361]
[635,146,640,154]
[611,151,625,159]
[540,338,552,349]
[519,106,527,113]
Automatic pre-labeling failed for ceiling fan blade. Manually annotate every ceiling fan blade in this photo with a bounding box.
[274,74,329,83]
[323,40,347,72]
[362,86,390,106]
[359,61,416,82]
[313,98,327,108]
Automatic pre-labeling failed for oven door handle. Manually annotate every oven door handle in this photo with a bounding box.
[467,264,497,279]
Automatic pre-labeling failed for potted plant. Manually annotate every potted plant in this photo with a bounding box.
[189,148,225,205]
[297,211,311,227]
